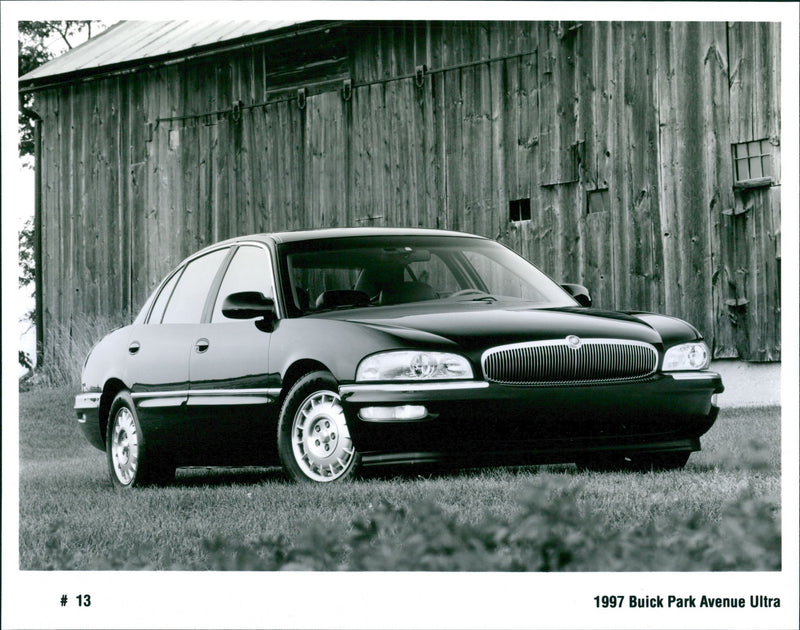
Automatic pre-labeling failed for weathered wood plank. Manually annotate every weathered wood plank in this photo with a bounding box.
[86,79,101,318]
[624,22,658,312]
[421,57,438,231]
[430,27,447,230]
[516,22,539,262]
[656,23,724,341]
[263,104,280,231]
[583,210,614,307]
[286,100,304,231]
[41,92,55,350]
[476,24,492,239]
[489,27,509,243]
[442,27,463,232]
[62,85,75,328]
[385,75,403,227]
[117,76,132,319]
[106,76,123,317]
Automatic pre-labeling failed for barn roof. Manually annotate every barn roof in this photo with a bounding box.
[19,20,335,90]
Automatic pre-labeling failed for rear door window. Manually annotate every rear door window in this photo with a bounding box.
[161,249,228,324]
[147,270,181,324]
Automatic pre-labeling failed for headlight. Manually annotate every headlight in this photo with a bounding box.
[662,342,710,371]
[356,351,473,381]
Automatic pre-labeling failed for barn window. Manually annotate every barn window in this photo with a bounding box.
[509,198,531,222]
[732,139,774,188]
[587,188,610,214]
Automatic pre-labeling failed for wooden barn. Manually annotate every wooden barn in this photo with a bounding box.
[19,20,781,363]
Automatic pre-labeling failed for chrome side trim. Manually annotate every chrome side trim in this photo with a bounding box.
[190,388,282,397]
[131,390,190,400]
[74,393,101,410]
[132,388,281,401]
[668,371,721,381]
[186,387,281,406]
[138,397,186,409]
[187,395,274,406]
[340,381,489,395]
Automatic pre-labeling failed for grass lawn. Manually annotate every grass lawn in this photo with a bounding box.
[18,387,780,570]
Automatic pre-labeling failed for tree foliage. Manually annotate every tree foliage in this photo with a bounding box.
[18,21,102,161]
[19,216,35,288]
[18,22,106,371]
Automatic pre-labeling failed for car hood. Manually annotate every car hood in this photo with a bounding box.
[312,301,700,351]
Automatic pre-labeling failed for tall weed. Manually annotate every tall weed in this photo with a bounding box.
[22,313,128,389]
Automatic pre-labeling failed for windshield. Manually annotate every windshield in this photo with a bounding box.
[278,235,576,316]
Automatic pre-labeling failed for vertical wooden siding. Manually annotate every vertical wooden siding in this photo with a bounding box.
[655,23,732,355]
[723,22,781,361]
[34,21,781,362]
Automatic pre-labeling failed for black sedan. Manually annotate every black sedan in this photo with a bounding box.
[75,228,723,486]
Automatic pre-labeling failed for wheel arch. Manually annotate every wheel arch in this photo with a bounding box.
[99,378,128,442]
[278,359,332,406]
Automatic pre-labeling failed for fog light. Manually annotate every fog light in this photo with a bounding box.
[711,394,719,407]
[359,405,428,422]
[78,413,87,424]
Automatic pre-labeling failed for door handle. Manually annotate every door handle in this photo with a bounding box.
[195,338,210,353]
[128,341,141,355]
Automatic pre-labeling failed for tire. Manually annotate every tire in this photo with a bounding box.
[106,391,174,488]
[277,371,360,483]
[576,451,690,473]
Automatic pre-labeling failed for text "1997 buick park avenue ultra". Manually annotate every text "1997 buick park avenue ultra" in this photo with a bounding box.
[75,228,723,487]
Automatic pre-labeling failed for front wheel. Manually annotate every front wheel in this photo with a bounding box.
[277,371,360,483]
[106,391,174,488]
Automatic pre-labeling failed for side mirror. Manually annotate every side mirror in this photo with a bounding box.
[222,291,277,330]
[561,283,592,308]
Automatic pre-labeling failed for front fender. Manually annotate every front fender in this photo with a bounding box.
[79,326,132,393]
[269,319,458,385]
[625,312,703,347]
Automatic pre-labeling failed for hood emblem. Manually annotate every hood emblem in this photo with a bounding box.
[566,335,582,349]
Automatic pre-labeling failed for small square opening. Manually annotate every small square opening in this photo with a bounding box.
[509,198,531,222]
[587,188,610,214]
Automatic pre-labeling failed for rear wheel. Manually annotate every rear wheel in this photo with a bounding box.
[106,391,174,488]
[277,371,360,483]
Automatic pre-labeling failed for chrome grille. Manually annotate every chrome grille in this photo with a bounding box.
[482,339,658,385]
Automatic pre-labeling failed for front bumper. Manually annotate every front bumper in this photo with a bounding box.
[74,392,105,451]
[340,372,723,464]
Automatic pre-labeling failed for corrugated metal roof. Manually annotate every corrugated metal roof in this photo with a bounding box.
[20,20,310,85]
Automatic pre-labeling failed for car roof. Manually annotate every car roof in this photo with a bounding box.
[267,227,486,243]
[210,227,487,248]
